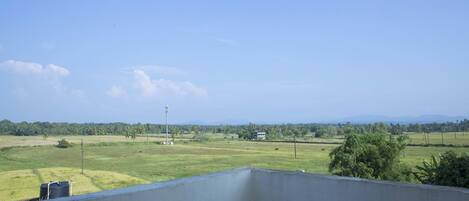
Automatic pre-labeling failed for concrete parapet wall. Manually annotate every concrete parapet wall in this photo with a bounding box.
[251,169,469,201]
[55,168,469,201]
[54,168,252,201]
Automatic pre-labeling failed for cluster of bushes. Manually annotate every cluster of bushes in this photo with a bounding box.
[414,151,469,188]
[329,133,469,188]
[56,139,72,148]
[314,126,337,138]
[329,133,412,181]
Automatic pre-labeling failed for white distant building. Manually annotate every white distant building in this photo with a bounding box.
[256,131,266,140]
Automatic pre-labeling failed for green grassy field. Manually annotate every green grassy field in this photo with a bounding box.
[1,135,469,200]
[0,133,238,148]
[406,132,469,145]
[270,132,469,146]
[0,135,182,148]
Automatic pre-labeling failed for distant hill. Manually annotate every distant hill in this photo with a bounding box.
[182,119,250,125]
[333,115,468,124]
[182,115,468,125]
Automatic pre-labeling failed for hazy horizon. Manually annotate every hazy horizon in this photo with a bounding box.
[1,1,469,124]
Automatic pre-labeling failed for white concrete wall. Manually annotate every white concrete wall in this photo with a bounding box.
[54,168,469,201]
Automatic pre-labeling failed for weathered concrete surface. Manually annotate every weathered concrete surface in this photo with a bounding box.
[54,168,252,201]
[54,168,469,201]
[251,169,469,201]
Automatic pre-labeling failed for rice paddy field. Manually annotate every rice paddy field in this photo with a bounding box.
[1,133,469,201]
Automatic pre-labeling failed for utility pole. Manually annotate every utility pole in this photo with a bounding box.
[441,132,444,145]
[293,135,297,159]
[81,139,84,175]
[165,105,169,144]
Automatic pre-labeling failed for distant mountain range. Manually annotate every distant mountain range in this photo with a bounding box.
[181,119,250,125]
[330,115,468,124]
[183,115,468,125]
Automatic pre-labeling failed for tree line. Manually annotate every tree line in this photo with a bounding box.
[0,119,468,138]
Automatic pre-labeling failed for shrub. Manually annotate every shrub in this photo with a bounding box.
[329,133,411,181]
[414,151,469,188]
[56,139,72,148]
[314,130,326,138]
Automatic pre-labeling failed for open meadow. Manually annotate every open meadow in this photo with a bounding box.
[274,132,469,146]
[1,134,469,200]
[0,133,237,148]
[406,132,469,145]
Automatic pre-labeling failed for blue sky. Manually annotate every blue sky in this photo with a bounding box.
[0,0,468,124]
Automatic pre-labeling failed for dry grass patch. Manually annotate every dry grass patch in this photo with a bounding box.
[0,167,147,201]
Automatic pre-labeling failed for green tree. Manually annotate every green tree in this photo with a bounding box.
[238,123,257,140]
[190,125,200,134]
[342,124,356,136]
[329,133,411,181]
[369,122,389,134]
[315,127,328,138]
[414,151,469,188]
[315,126,336,138]
[171,127,181,141]
[390,124,404,135]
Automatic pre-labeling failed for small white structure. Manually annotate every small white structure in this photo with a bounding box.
[256,131,266,140]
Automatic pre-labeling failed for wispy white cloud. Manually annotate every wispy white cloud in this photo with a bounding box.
[45,64,70,76]
[215,38,239,46]
[0,60,82,99]
[132,65,186,76]
[133,69,207,98]
[106,86,127,97]
[134,69,157,96]
[0,60,43,74]
[0,60,70,77]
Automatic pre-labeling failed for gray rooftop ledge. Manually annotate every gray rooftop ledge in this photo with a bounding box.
[54,167,469,201]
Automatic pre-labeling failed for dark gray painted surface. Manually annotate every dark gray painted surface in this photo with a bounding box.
[251,169,469,201]
[54,168,469,201]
